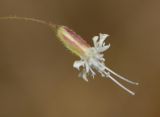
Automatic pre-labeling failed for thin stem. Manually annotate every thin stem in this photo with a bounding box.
[0,16,58,31]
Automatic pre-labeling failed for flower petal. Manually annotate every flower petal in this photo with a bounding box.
[85,63,90,73]
[92,36,99,47]
[99,33,109,46]
[79,71,88,82]
[73,60,85,70]
[97,44,110,52]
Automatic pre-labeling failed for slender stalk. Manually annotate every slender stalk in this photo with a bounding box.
[0,16,58,32]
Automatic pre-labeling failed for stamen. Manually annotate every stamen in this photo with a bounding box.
[105,66,139,85]
[105,72,135,95]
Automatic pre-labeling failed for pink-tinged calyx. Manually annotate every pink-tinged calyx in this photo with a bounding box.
[57,26,90,57]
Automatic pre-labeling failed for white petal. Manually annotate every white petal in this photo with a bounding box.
[73,60,85,70]
[97,44,110,52]
[103,42,106,46]
[90,68,96,78]
[85,63,90,73]
[82,74,88,82]
[100,33,109,40]
[79,72,88,82]
[99,33,109,46]
[92,36,99,47]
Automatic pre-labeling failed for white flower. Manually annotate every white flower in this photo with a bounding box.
[56,26,138,95]
[0,17,138,95]
[73,33,138,95]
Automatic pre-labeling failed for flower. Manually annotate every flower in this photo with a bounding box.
[57,26,138,95]
[0,16,138,95]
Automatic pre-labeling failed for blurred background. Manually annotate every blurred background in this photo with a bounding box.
[0,0,160,117]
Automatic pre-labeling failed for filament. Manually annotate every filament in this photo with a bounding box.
[105,66,139,85]
[107,74,135,95]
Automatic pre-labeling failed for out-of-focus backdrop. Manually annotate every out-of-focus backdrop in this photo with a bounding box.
[0,0,160,117]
